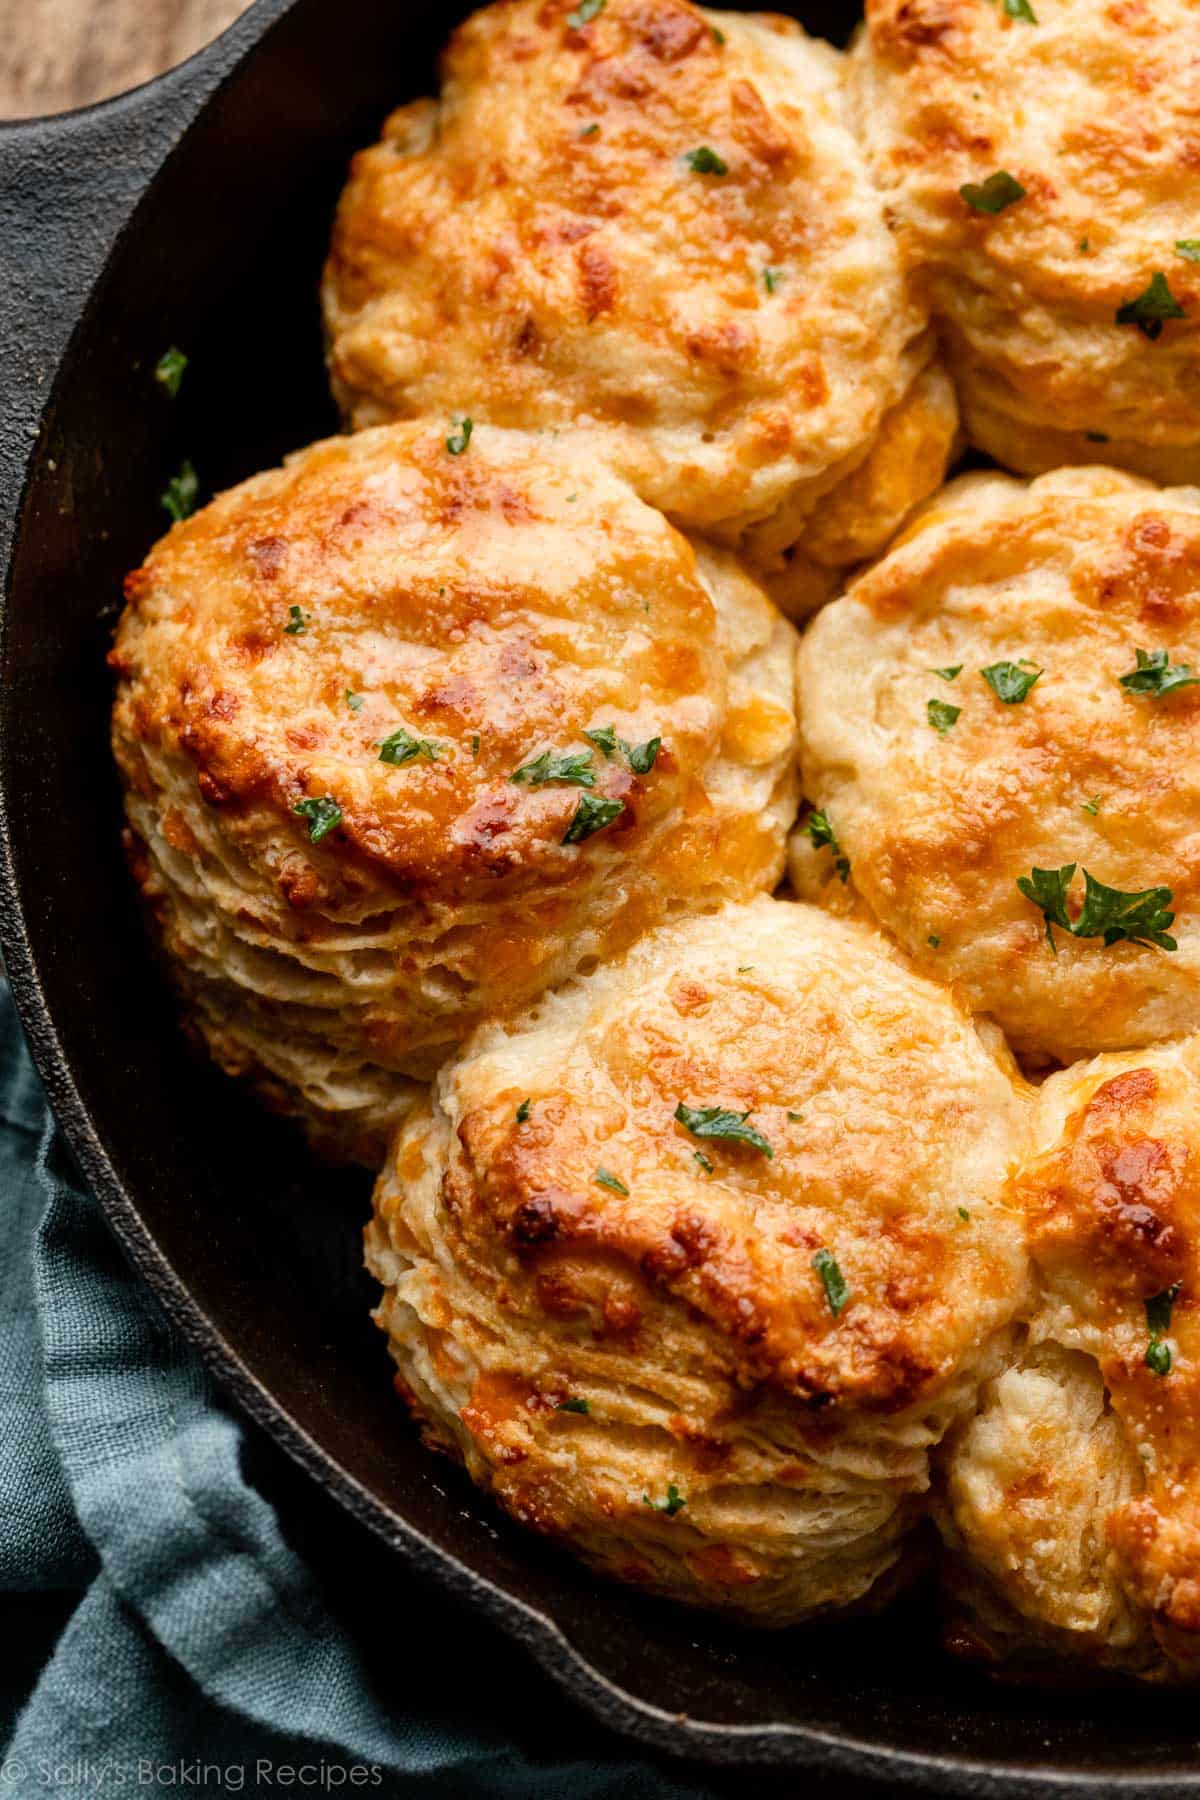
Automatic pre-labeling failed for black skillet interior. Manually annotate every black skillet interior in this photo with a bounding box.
[1,0,1198,1788]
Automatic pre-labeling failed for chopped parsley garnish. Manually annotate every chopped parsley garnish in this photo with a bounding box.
[1118,647,1200,696]
[154,347,188,398]
[981,659,1042,703]
[762,267,781,294]
[594,1168,629,1196]
[160,460,198,522]
[283,604,308,635]
[685,146,728,177]
[957,1206,971,1223]
[579,122,600,139]
[1145,1282,1181,1376]
[582,726,660,774]
[693,1150,714,1174]
[674,1103,772,1158]
[584,725,619,759]
[931,665,962,681]
[293,797,342,844]
[928,934,941,948]
[812,1248,850,1318]
[960,170,1026,214]
[1081,794,1102,816]
[471,733,481,756]
[557,1397,590,1414]
[445,416,473,455]
[1116,272,1185,340]
[567,0,604,25]
[378,725,444,766]
[562,794,624,843]
[787,1110,803,1122]
[1177,241,1200,263]
[1016,864,1177,954]
[805,808,850,882]
[627,736,661,775]
[737,963,754,973]
[643,1483,686,1517]
[711,23,725,43]
[1001,0,1037,18]
[345,690,364,711]
[511,748,595,787]
[927,698,961,735]
[516,1098,531,1123]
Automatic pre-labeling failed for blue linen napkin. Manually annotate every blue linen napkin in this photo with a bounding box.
[0,985,719,1797]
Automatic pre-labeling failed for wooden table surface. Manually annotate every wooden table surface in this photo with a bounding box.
[0,0,253,119]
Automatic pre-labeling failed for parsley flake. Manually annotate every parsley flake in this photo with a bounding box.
[567,0,604,25]
[1178,241,1200,263]
[1118,647,1200,697]
[627,736,661,775]
[293,797,342,843]
[981,660,1042,703]
[931,665,962,681]
[284,604,308,636]
[711,23,725,43]
[160,460,198,522]
[562,794,624,843]
[511,748,595,787]
[579,122,600,139]
[557,1397,590,1414]
[957,1206,971,1223]
[787,1110,803,1122]
[1081,794,1102,816]
[928,934,941,948]
[812,1248,850,1318]
[583,725,619,759]
[345,690,364,712]
[927,698,961,735]
[378,726,444,766]
[1001,0,1037,19]
[805,808,850,882]
[674,1103,772,1158]
[763,267,781,294]
[960,170,1026,214]
[1146,1282,1181,1375]
[445,416,473,455]
[594,1168,629,1196]
[685,145,728,177]
[154,347,188,398]
[1116,272,1185,340]
[643,1483,686,1516]
[693,1150,714,1175]
[1016,864,1177,954]
[516,1098,531,1124]
[471,733,481,756]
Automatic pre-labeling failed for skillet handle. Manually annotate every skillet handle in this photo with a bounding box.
[0,2,287,566]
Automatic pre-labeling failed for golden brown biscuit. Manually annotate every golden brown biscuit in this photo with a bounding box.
[322,0,955,589]
[111,422,799,1160]
[940,1040,1200,1682]
[795,467,1200,1063]
[366,896,1029,1624]
[850,0,1200,481]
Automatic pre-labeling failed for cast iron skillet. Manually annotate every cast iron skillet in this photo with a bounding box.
[2,1,1198,1789]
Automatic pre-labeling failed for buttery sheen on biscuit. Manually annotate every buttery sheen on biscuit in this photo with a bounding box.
[794,467,1200,1064]
[366,897,1028,1624]
[940,1039,1200,1683]
[111,422,798,1159]
[850,0,1200,482]
[322,0,955,591]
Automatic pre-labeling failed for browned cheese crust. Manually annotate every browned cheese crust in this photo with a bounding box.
[850,0,1200,481]
[110,421,799,1158]
[323,0,956,592]
[940,1040,1200,1682]
[794,467,1200,1064]
[367,896,1029,1623]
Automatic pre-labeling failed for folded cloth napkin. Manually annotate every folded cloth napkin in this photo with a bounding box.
[0,985,719,1797]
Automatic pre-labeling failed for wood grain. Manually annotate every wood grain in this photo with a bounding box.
[0,0,252,119]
